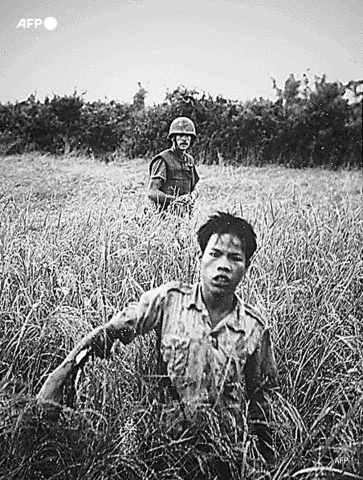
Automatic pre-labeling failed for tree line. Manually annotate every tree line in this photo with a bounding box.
[0,74,361,168]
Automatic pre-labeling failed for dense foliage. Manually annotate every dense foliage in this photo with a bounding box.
[0,75,361,167]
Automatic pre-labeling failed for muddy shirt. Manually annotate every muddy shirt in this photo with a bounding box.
[115,281,278,414]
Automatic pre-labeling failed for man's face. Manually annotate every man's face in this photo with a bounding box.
[174,134,192,151]
[200,233,247,297]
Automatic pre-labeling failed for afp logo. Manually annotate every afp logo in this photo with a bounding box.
[16,17,57,30]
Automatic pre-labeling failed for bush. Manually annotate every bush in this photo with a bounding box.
[0,75,361,167]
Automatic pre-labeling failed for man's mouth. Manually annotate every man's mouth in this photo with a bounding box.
[212,275,230,286]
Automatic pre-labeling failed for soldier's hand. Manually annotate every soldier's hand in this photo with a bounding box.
[175,194,189,204]
[176,194,193,205]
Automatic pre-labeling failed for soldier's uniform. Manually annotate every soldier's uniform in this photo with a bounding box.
[149,149,199,205]
[149,117,200,213]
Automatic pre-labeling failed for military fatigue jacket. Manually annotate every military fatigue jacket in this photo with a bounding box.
[114,281,278,415]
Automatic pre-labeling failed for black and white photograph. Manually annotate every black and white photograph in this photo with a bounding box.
[0,0,362,478]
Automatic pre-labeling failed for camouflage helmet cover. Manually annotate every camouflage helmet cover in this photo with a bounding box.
[168,117,196,138]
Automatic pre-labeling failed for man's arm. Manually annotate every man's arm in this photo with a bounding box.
[37,285,166,415]
[244,328,278,465]
[190,184,199,201]
[37,309,137,407]
[148,157,178,209]
[148,178,176,209]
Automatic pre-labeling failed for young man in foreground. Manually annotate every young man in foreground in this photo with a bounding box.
[38,212,278,466]
[148,116,200,214]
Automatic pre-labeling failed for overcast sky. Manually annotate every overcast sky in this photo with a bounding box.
[1,0,362,105]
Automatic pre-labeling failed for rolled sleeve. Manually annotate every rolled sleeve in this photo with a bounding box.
[150,157,167,182]
[107,287,165,344]
[135,288,165,334]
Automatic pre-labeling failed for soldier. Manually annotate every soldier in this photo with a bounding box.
[38,212,278,467]
[148,116,200,214]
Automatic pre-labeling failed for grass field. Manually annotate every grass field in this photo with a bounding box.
[0,153,362,479]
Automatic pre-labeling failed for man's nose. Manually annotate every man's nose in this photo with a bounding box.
[217,256,231,270]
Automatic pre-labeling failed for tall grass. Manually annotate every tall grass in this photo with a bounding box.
[0,155,362,479]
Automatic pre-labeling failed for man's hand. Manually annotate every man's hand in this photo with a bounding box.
[37,326,114,409]
[175,194,189,203]
[175,193,195,206]
[37,308,136,415]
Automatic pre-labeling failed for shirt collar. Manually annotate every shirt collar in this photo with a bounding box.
[186,283,205,312]
[170,146,188,163]
[187,283,246,332]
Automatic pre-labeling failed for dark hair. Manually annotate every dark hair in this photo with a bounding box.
[197,212,257,268]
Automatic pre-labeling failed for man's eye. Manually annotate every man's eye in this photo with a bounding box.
[210,251,220,257]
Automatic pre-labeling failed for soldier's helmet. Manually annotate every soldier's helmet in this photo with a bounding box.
[168,117,196,139]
